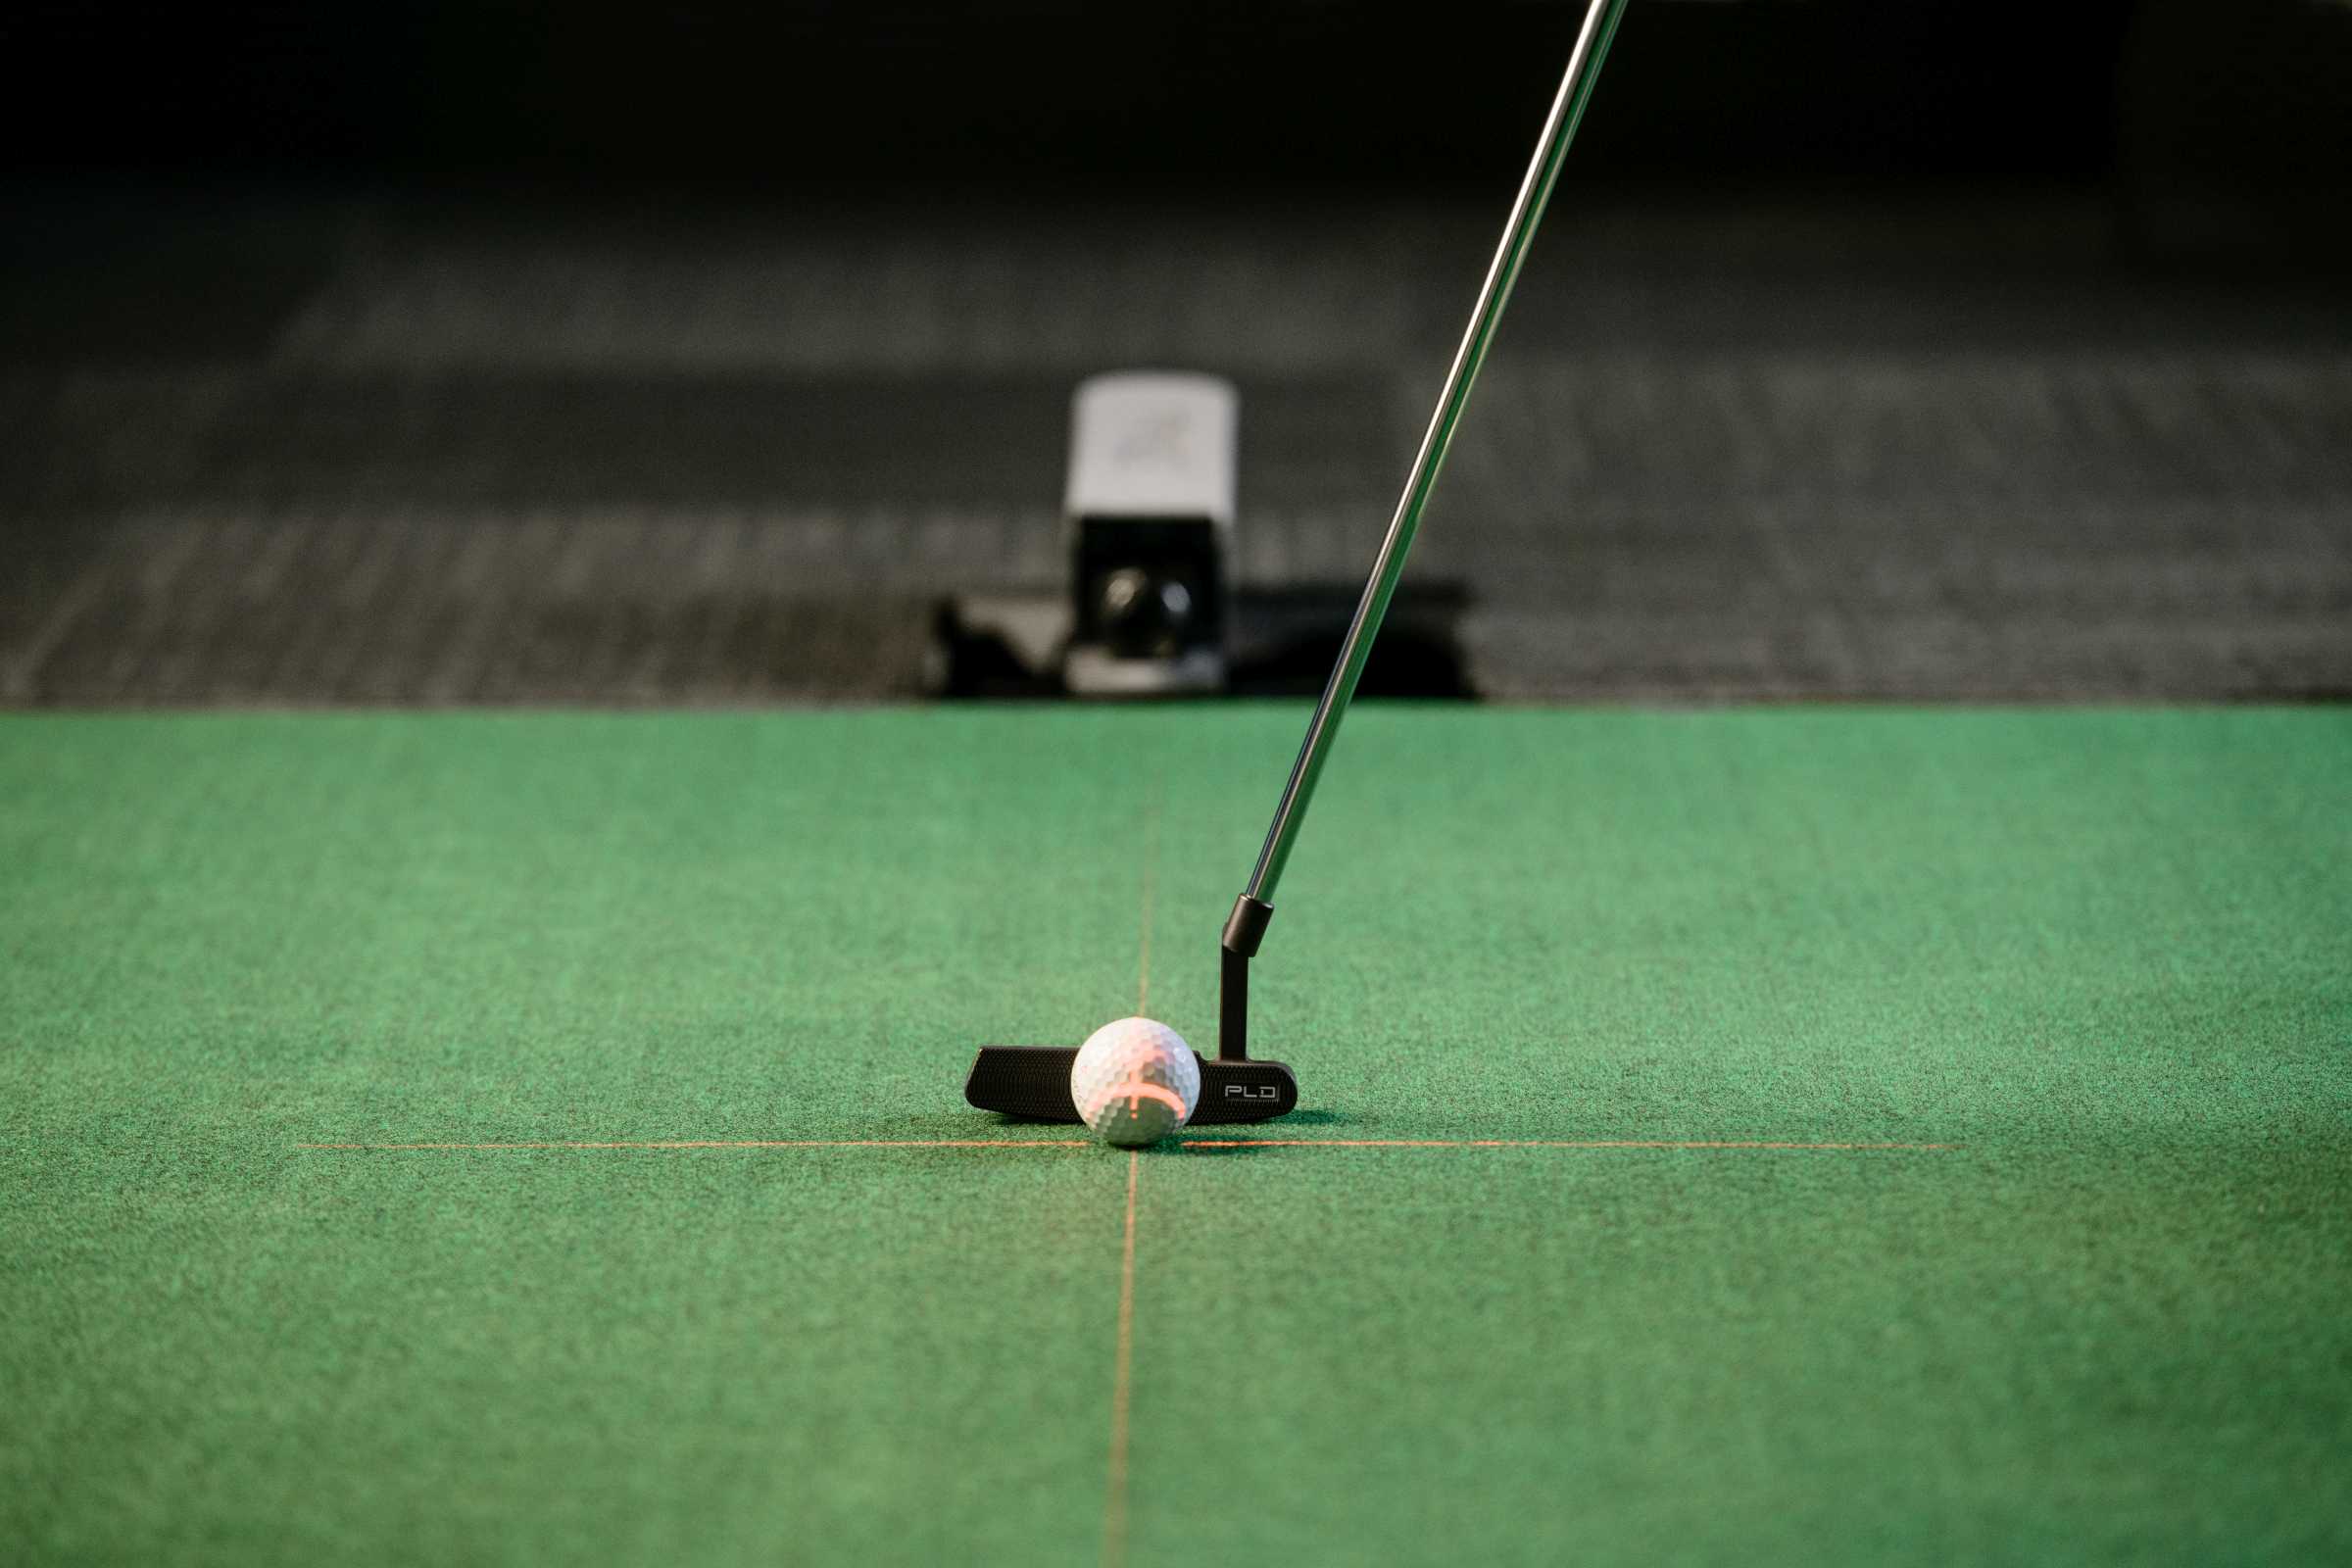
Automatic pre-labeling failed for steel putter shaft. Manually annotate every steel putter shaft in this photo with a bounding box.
[964,0,1634,1124]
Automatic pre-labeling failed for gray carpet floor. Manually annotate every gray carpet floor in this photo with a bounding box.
[5,186,2347,704]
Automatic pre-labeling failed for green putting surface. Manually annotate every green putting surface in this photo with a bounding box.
[5,707,2349,1564]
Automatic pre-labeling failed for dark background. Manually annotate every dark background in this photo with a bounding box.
[4,1,2344,195]
[3,1,2348,703]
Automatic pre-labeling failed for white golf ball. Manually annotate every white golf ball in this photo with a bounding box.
[1070,1016,1200,1147]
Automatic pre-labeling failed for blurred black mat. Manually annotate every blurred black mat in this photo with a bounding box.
[4,188,2348,706]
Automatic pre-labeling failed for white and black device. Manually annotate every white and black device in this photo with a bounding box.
[1061,371,1237,696]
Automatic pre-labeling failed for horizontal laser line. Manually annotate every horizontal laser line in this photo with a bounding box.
[296,1138,1952,1152]
[297,1140,1089,1151]
[1178,1140,1955,1152]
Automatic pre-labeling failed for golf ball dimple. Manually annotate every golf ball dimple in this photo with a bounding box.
[1070,1017,1200,1147]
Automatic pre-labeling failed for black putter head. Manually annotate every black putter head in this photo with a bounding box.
[963,1047,1296,1124]
[965,895,1297,1125]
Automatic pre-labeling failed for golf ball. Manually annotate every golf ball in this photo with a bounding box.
[1070,1016,1200,1147]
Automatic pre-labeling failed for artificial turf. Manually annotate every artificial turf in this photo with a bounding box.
[4,707,2349,1564]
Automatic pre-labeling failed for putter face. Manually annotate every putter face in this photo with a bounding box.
[965,1047,1296,1125]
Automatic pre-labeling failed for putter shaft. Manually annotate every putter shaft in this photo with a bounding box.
[1245,0,1634,905]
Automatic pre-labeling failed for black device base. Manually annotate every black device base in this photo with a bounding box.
[962,1047,1297,1124]
[931,581,1473,701]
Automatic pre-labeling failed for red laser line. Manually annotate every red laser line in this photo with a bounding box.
[1177,1139,1955,1152]
[294,1142,1956,1152]
[1135,790,1158,1018]
[1102,1150,1140,1568]
[296,1140,1088,1151]
[295,1139,1956,1153]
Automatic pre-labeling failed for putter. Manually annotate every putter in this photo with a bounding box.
[964,0,1634,1124]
